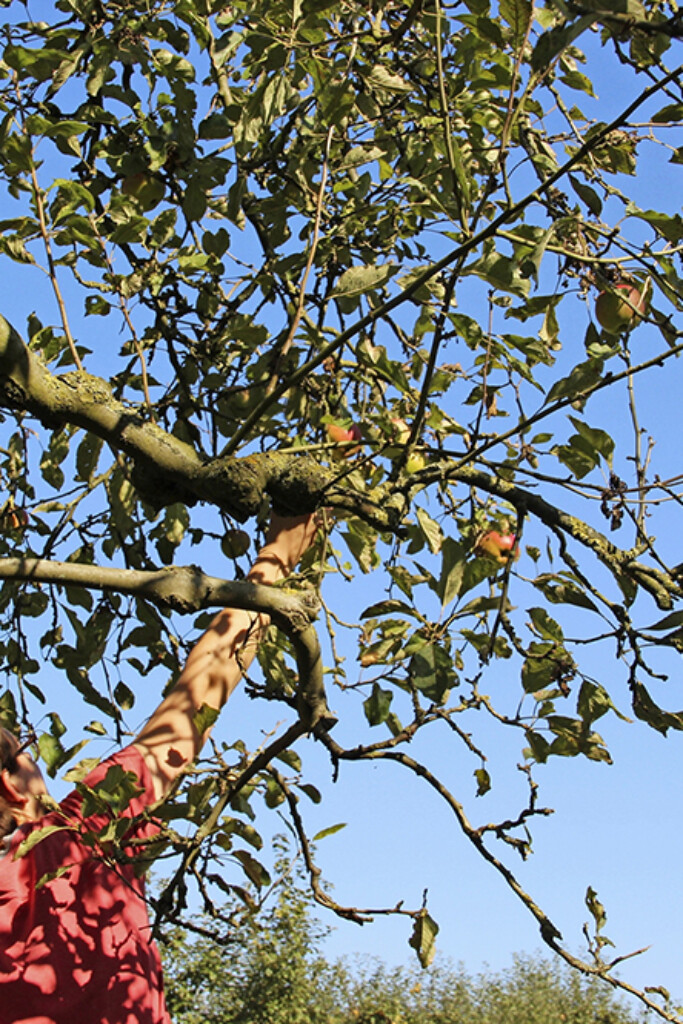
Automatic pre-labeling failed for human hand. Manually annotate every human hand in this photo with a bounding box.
[264,513,321,572]
[247,512,322,583]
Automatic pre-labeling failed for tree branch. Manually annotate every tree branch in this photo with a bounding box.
[318,734,682,1023]
[0,315,402,531]
[0,556,336,731]
[416,463,683,609]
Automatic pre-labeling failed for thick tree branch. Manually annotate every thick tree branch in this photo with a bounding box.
[0,556,336,731]
[0,315,402,530]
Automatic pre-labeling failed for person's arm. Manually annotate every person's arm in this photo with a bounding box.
[134,514,318,800]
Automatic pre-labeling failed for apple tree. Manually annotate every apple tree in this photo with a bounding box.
[0,0,683,1015]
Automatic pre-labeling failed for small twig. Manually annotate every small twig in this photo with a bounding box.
[15,89,83,371]
[269,765,417,925]
[499,1,537,156]
[265,126,334,397]
[89,216,154,415]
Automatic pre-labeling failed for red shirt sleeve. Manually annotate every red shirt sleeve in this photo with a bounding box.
[56,744,160,862]
[0,745,170,1024]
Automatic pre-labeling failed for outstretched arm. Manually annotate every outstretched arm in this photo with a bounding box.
[134,514,319,800]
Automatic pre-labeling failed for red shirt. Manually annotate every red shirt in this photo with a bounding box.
[0,745,169,1024]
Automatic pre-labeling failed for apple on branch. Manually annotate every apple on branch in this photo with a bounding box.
[326,422,363,457]
[221,529,251,559]
[475,529,519,565]
[595,279,649,335]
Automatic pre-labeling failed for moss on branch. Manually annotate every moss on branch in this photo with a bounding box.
[0,315,399,530]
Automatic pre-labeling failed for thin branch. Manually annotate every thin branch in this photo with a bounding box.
[265,126,334,397]
[319,738,683,1023]
[26,150,82,371]
[219,60,683,457]
[269,765,417,925]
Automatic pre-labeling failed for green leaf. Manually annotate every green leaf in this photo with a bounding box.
[533,574,600,613]
[14,824,73,859]
[569,175,602,216]
[298,783,321,804]
[559,71,595,97]
[652,103,683,124]
[193,703,220,735]
[38,733,64,776]
[84,296,111,318]
[409,911,439,969]
[474,767,491,796]
[521,642,575,694]
[545,359,603,406]
[182,177,207,223]
[361,599,418,620]
[568,417,614,463]
[631,681,683,736]
[342,520,380,574]
[646,611,683,632]
[625,204,683,244]
[363,683,393,726]
[577,680,628,725]
[114,681,135,710]
[233,849,270,888]
[220,819,263,851]
[312,822,347,841]
[531,16,596,72]
[585,886,608,934]
[264,777,286,808]
[331,263,395,299]
[554,419,615,479]
[416,508,443,554]
[84,721,107,735]
[436,538,465,608]
[408,641,454,703]
[554,440,597,479]
[75,433,104,483]
[366,65,411,94]
[275,748,302,772]
[527,607,564,642]
[524,729,550,764]
[500,0,532,46]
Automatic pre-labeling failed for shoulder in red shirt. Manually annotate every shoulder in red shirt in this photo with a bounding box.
[0,744,169,1024]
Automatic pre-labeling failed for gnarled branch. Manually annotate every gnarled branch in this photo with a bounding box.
[0,556,336,731]
[0,316,402,531]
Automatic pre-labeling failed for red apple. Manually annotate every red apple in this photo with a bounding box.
[595,281,648,334]
[326,422,362,456]
[475,530,519,565]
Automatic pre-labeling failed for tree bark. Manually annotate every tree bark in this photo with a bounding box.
[0,315,401,530]
[0,555,336,731]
